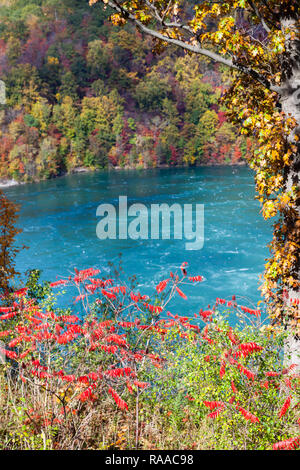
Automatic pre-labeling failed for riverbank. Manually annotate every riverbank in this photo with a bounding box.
[0,160,247,189]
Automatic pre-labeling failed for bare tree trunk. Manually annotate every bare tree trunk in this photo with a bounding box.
[284,333,300,368]
[280,18,300,369]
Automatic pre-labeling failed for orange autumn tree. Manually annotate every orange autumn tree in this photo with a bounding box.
[0,190,22,295]
[89,0,300,363]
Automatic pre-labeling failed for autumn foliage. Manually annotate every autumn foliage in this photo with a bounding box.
[0,263,299,450]
[0,0,251,184]
[0,190,23,294]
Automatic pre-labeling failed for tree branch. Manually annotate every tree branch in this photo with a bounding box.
[248,0,271,33]
[100,0,282,94]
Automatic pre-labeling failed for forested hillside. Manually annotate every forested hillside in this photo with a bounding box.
[0,0,251,182]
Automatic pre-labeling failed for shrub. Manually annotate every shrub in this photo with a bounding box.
[0,264,299,450]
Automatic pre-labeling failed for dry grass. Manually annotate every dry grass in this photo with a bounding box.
[0,365,215,450]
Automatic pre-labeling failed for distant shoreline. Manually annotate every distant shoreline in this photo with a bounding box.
[0,161,247,189]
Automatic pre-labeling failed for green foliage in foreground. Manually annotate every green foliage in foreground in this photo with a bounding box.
[143,318,298,450]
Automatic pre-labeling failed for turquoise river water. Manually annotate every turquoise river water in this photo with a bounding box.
[4,166,272,316]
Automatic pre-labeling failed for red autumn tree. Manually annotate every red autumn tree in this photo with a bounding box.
[0,190,22,295]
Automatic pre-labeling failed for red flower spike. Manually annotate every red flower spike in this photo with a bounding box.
[108,387,128,411]
[279,396,291,418]
[156,279,169,293]
[237,406,259,423]
[175,287,187,300]
[203,401,225,410]
[273,436,300,450]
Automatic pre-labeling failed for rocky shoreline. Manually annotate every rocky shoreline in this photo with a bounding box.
[0,179,22,189]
